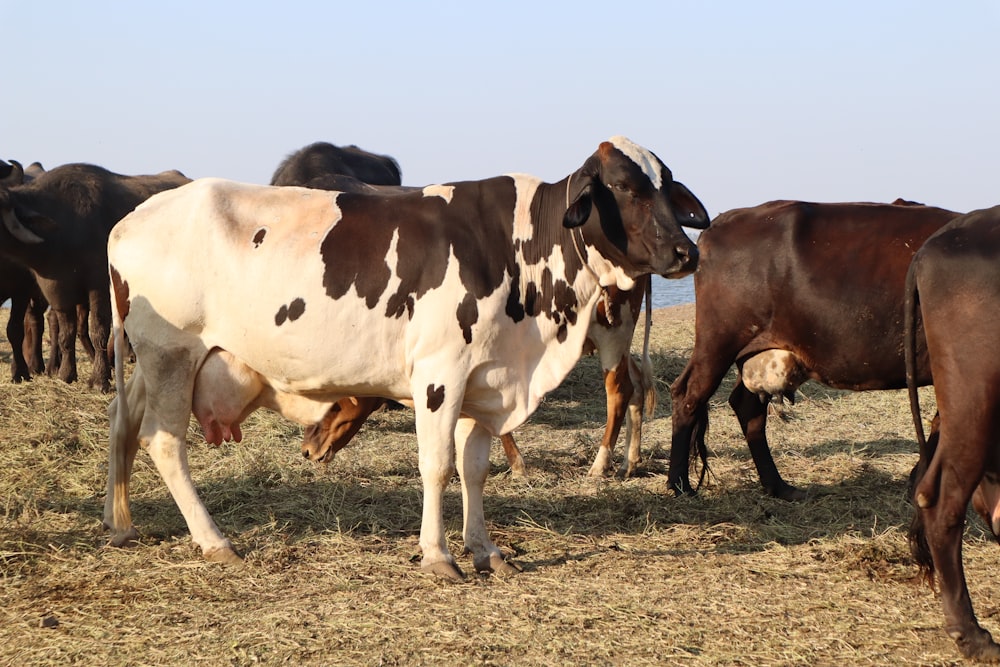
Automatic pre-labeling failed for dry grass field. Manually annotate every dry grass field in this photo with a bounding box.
[0,304,995,665]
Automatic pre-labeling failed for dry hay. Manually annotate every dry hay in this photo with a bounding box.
[0,304,991,666]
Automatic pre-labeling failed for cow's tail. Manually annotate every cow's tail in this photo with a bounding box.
[106,266,134,539]
[641,277,658,418]
[903,257,936,586]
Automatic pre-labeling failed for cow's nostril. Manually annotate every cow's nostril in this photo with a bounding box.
[679,244,699,264]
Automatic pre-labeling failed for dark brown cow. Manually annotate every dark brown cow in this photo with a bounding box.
[0,163,190,391]
[906,205,1000,662]
[669,199,960,500]
[270,142,402,188]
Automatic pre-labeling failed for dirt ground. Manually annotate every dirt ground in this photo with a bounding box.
[0,304,993,665]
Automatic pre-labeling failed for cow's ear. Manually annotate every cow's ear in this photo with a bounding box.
[563,155,599,229]
[670,180,711,230]
[563,183,592,228]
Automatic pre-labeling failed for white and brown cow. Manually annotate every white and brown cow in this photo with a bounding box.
[301,277,660,479]
[104,137,708,580]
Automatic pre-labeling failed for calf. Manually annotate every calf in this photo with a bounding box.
[906,205,1000,662]
[104,137,708,580]
[669,199,959,499]
[0,163,190,391]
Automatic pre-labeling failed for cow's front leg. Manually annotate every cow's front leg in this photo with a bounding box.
[455,417,521,575]
[414,399,463,581]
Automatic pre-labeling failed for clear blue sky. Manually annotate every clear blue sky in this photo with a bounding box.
[5,1,998,217]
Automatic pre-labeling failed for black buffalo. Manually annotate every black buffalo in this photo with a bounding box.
[0,163,190,391]
[270,142,402,188]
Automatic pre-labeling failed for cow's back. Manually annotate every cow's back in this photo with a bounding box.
[110,177,597,432]
[695,200,959,389]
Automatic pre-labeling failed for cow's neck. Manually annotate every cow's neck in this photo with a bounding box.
[494,178,616,426]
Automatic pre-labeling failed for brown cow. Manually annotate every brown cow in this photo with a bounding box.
[669,199,960,500]
[301,280,659,478]
[906,205,1000,662]
[304,396,529,475]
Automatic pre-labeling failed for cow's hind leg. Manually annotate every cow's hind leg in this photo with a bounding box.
[914,401,1000,660]
[618,355,654,479]
[920,467,1000,659]
[47,307,78,384]
[6,295,30,382]
[456,417,520,575]
[144,427,241,564]
[142,345,240,564]
[729,382,805,501]
[588,357,632,478]
[499,433,526,477]
[23,296,45,375]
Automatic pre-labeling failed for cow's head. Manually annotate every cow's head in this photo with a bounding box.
[563,137,707,281]
[302,396,387,463]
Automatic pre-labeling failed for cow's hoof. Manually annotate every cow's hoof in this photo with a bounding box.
[615,463,639,480]
[771,483,809,502]
[107,527,140,548]
[421,559,466,582]
[955,626,1000,662]
[204,545,243,565]
[669,481,697,498]
[475,552,522,576]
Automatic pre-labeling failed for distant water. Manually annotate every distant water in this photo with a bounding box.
[1,277,695,312]
[650,274,694,309]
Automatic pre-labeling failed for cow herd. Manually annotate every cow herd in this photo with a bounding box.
[2,139,1000,661]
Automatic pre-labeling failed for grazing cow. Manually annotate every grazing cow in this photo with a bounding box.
[669,199,960,500]
[303,396,531,475]
[301,278,659,478]
[0,163,190,391]
[104,136,709,580]
[270,142,402,188]
[906,205,1000,662]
